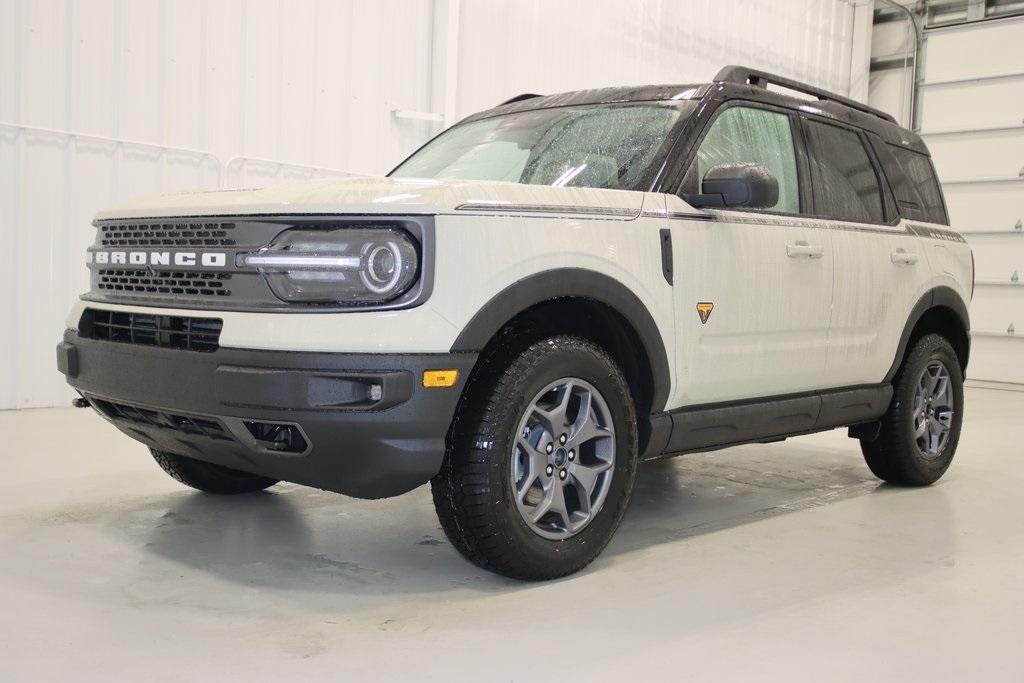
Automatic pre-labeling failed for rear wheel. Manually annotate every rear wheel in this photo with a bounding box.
[151,449,278,494]
[860,333,964,485]
[432,335,638,580]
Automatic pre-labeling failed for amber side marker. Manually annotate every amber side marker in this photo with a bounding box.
[423,369,459,388]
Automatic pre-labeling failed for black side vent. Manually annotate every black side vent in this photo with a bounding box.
[91,399,235,441]
[79,309,223,352]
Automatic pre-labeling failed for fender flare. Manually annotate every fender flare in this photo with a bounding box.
[450,268,671,411]
[883,286,971,383]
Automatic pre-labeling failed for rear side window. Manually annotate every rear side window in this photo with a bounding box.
[691,106,800,213]
[890,147,948,225]
[803,120,884,223]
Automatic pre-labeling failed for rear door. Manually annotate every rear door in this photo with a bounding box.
[800,117,927,387]
[667,103,833,407]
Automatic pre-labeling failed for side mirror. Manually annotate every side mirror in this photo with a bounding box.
[683,162,779,209]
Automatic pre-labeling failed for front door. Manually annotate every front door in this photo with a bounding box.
[665,104,833,409]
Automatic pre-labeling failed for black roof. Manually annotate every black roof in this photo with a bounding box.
[462,83,710,122]
[463,65,926,155]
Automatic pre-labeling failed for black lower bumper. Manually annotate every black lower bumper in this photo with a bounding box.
[58,330,477,499]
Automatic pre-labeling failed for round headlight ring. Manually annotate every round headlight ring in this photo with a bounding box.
[360,241,404,294]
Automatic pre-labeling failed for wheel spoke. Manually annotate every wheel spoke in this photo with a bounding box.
[570,410,609,447]
[532,382,574,437]
[511,376,617,540]
[570,460,609,502]
[932,374,949,403]
[546,482,570,527]
[515,438,547,500]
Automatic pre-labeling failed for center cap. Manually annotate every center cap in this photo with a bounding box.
[553,448,568,467]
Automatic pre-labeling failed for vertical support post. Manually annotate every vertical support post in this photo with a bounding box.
[430,0,461,129]
[848,0,875,103]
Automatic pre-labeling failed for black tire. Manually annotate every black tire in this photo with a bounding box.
[861,333,964,486]
[150,449,279,494]
[431,334,638,581]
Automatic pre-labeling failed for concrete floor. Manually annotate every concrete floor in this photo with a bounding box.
[1,386,1021,681]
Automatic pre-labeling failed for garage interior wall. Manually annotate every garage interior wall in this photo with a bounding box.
[868,3,1024,386]
[0,0,872,410]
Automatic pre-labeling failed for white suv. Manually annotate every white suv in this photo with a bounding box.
[58,66,972,580]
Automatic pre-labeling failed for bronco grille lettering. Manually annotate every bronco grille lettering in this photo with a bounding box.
[88,251,228,268]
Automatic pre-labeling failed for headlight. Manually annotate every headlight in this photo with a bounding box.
[241,227,419,304]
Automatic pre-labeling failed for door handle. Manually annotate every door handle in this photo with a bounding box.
[787,241,824,259]
[891,248,919,265]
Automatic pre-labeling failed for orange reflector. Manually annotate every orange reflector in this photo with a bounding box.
[423,369,458,388]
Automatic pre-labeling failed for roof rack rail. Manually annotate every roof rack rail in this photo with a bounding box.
[714,65,897,124]
[499,93,544,106]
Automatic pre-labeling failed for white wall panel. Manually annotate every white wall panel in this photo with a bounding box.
[1,0,868,408]
[922,18,1024,83]
[944,184,1024,231]
[1,0,434,409]
[455,0,866,120]
[868,66,913,128]
[920,17,1024,384]
[871,18,914,58]
[919,80,1024,134]
[929,130,1024,183]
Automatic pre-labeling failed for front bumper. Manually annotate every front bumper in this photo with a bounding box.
[57,330,477,499]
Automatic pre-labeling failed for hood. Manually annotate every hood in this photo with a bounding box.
[95,175,663,220]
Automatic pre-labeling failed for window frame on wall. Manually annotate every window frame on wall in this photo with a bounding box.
[673,99,814,218]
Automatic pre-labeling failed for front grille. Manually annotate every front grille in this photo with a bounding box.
[99,221,236,248]
[97,269,232,297]
[79,308,222,352]
[90,398,234,441]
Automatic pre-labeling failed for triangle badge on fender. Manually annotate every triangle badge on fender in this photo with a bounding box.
[696,302,714,324]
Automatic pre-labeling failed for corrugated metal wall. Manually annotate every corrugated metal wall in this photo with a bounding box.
[457,0,869,116]
[1,0,869,409]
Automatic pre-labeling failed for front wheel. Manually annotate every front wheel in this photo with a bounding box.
[860,333,964,485]
[432,335,638,580]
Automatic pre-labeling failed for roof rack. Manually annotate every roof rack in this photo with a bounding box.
[499,93,544,106]
[714,65,897,124]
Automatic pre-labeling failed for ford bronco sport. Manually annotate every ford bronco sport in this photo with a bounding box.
[58,66,972,580]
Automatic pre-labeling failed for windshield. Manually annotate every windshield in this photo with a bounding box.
[390,102,693,191]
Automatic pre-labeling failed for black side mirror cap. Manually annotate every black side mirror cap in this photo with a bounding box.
[682,162,779,209]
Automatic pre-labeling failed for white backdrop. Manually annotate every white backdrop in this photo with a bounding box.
[0,0,871,409]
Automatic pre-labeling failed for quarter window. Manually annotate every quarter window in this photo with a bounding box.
[890,146,948,225]
[689,107,800,213]
[804,120,885,223]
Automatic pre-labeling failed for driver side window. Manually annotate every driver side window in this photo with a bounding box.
[686,106,800,213]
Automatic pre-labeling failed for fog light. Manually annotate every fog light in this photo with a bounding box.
[367,383,383,401]
[423,369,458,388]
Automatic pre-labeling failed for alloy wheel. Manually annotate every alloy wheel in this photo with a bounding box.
[511,378,616,540]
[913,360,954,458]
